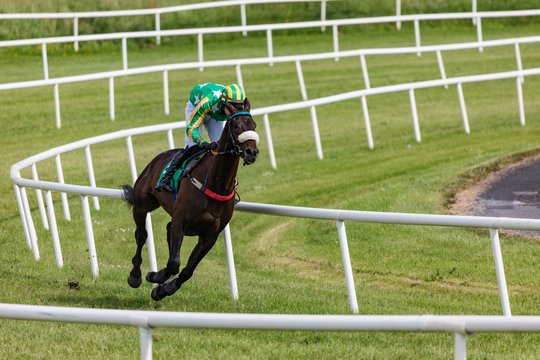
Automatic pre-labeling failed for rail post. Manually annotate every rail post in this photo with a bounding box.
[414,20,421,56]
[262,114,277,169]
[321,0,327,31]
[457,83,470,134]
[489,228,511,316]
[167,129,175,149]
[396,0,401,30]
[109,77,115,120]
[235,64,244,89]
[84,146,100,211]
[146,214,158,273]
[81,195,99,278]
[139,327,152,360]
[476,17,483,52]
[198,33,204,71]
[163,70,170,115]
[13,184,32,251]
[42,43,49,79]
[122,37,128,70]
[336,220,359,313]
[296,60,323,159]
[436,50,448,89]
[45,190,63,268]
[155,13,161,45]
[361,96,374,149]
[409,89,421,142]
[20,186,39,260]
[241,3,247,36]
[454,332,467,360]
[73,17,79,51]
[223,224,239,300]
[55,154,71,221]
[332,25,339,61]
[266,29,273,65]
[54,84,61,128]
[126,136,138,183]
[31,164,49,230]
[514,43,524,84]
[360,54,370,89]
[516,76,525,126]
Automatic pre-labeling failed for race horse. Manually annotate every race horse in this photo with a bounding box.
[121,99,258,301]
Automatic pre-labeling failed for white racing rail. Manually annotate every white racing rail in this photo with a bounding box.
[6,5,540,359]
[1,35,539,167]
[1,303,540,360]
[10,121,540,316]
[2,9,540,78]
[0,0,330,48]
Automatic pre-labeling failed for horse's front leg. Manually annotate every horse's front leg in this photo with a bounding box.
[146,220,183,286]
[151,233,218,301]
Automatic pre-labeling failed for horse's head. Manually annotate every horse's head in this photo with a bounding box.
[222,98,259,165]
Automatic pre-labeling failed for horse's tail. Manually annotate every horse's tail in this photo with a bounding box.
[120,184,134,210]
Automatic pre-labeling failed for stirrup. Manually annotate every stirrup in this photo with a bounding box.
[155,180,173,192]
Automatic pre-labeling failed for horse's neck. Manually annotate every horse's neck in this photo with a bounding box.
[209,127,240,192]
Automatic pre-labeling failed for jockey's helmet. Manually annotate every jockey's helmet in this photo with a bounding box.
[221,84,245,103]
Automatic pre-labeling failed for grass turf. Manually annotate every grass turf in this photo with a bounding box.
[0,11,539,360]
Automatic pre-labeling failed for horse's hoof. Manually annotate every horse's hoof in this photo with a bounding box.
[127,274,142,288]
[146,271,156,283]
[151,286,165,301]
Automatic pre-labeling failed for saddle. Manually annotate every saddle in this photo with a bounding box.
[157,149,207,193]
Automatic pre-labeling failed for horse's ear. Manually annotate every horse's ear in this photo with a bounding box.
[244,98,251,112]
[222,100,234,117]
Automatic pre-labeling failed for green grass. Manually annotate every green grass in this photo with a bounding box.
[1,7,540,360]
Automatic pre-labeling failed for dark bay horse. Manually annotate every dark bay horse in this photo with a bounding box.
[121,99,258,301]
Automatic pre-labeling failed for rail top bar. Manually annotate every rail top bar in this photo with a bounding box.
[0,0,331,19]
[1,303,540,333]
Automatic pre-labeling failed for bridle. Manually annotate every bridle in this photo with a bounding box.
[186,110,257,202]
[212,111,258,160]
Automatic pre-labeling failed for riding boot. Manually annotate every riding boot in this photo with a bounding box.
[155,149,185,192]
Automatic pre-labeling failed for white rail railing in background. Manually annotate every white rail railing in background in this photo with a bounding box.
[1,303,540,360]
[10,120,540,316]
[2,9,540,79]
[1,35,538,166]
[395,0,480,29]
[0,0,329,49]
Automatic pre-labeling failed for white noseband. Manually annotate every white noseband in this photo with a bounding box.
[238,130,259,145]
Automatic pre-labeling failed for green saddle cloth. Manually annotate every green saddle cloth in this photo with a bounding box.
[156,150,206,190]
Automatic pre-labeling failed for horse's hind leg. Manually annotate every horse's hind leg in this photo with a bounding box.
[151,233,218,301]
[127,207,149,288]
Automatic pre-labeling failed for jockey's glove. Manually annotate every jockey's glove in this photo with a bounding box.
[200,141,218,151]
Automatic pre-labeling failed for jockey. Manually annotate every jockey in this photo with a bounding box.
[155,82,246,192]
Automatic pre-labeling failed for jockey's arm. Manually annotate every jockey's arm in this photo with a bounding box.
[186,97,212,147]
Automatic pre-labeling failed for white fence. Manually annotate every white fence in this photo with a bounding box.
[6,5,540,359]
[10,120,540,317]
[2,33,539,167]
[2,9,540,78]
[0,0,329,49]
[1,302,540,360]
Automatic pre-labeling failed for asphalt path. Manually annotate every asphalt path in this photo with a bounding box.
[476,155,540,238]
